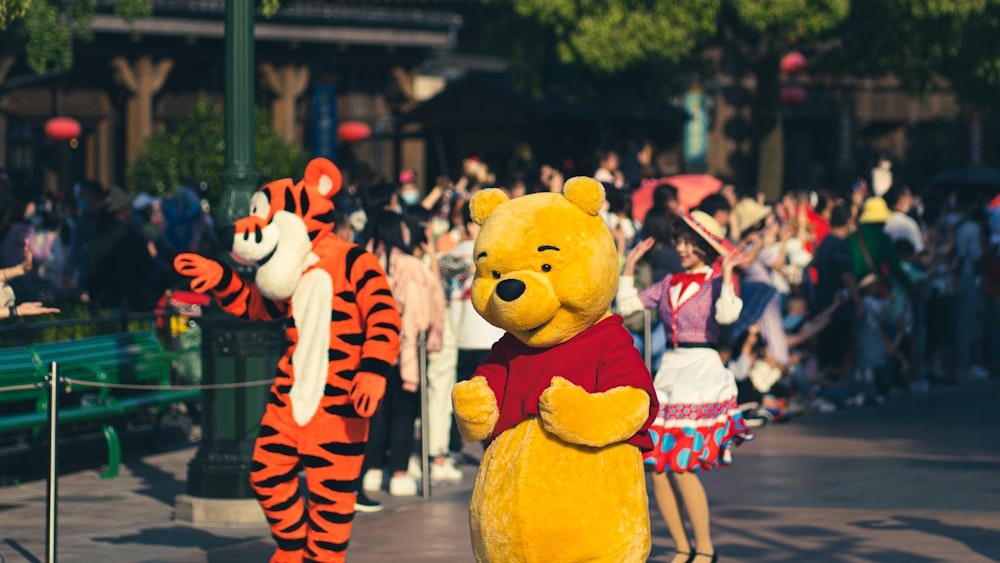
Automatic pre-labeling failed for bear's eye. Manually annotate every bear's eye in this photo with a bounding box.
[492,270,501,279]
[541,264,552,272]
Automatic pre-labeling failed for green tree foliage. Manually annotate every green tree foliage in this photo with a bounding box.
[1,0,284,73]
[127,94,309,205]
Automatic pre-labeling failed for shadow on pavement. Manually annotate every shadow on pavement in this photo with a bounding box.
[853,515,1000,561]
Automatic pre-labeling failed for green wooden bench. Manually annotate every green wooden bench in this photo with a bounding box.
[0,331,200,479]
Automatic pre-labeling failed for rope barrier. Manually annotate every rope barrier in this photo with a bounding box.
[0,383,43,393]
[62,377,273,391]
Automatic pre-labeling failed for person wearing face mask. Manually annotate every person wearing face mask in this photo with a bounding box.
[399,169,422,208]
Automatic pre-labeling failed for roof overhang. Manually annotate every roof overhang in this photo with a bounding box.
[90,14,457,49]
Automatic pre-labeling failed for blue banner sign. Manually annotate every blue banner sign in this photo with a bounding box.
[683,91,708,169]
[314,85,337,162]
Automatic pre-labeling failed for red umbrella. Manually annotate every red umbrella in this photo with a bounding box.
[670,174,724,212]
[630,174,723,222]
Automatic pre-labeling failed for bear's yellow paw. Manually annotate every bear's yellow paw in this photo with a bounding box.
[539,376,650,448]
[452,376,499,442]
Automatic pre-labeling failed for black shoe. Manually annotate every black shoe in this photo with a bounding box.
[695,552,718,563]
[354,490,383,513]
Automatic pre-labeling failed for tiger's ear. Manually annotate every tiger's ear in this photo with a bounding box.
[303,158,342,198]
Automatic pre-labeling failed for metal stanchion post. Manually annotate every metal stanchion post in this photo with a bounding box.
[418,331,430,497]
[45,361,59,563]
[643,309,652,374]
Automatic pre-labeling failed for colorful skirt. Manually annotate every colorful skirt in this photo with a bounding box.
[643,347,753,473]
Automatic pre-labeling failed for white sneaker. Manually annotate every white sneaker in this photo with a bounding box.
[389,474,418,496]
[430,458,463,483]
[362,468,383,492]
[407,454,423,479]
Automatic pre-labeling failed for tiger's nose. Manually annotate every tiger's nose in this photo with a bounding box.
[496,279,526,302]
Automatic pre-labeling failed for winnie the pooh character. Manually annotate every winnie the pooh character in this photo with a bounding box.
[451,177,659,563]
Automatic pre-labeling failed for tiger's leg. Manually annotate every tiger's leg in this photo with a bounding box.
[300,410,370,563]
[252,404,308,563]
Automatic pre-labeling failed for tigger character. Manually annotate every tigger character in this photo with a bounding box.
[174,158,401,563]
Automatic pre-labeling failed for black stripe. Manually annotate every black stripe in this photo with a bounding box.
[308,492,338,505]
[308,518,326,532]
[279,512,308,534]
[313,539,349,553]
[269,392,287,407]
[317,510,355,525]
[319,441,367,457]
[217,265,235,291]
[324,403,362,417]
[285,187,297,212]
[251,460,267,473]
[331,309,352,322]
[269,491,302,512]
[312,210,337,225]
[372,288,393,297]
[263,297,285,319]
[258,425,280,438]
[219,286,244,308]
[336,291,356,303]
[338,333,365,346]
[320,478,357,493]
[345,246,364,281]
[286,316,296,328]
[299,188,310,217]
[328,349,350,361]
[253,465,301,489]
[274,536,308,552]
[254,490,272,503]
[336,369,355,379]
[308,229,320,241]
[262,443,298,457]
[359,358,391,375]
[366,302,394,316]
[324,384,349,397]
[370,335,390,342]
[374,322,401,333]
[276,384,292,395]
[299,454,334,468]
[356,269,380,291]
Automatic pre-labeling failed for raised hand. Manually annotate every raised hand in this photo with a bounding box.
[623,237,655,276]
[173,253,224,293]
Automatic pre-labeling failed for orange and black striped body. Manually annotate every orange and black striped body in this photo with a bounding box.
[180,159,400,563]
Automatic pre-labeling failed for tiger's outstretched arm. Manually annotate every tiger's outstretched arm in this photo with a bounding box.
[174,253,289,321]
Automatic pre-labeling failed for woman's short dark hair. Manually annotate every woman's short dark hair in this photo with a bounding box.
[371,210,411,260]
[671,216,720,265]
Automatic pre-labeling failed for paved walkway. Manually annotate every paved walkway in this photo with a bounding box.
[0,379,998,562]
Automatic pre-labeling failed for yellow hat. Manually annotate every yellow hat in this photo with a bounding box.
[859,197,892,224]
[681,210,733,257]
[733,197,772,233]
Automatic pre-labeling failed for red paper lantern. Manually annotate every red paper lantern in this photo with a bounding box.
[780,85,807,106]
[44,116,82,141]
[337,121,372,143]
[780,52,807,75]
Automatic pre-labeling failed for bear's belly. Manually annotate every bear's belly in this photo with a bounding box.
[469,416,650,563]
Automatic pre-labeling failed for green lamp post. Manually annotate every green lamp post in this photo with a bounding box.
[183,0,285,504]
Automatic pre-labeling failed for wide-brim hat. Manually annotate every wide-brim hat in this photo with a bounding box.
[680,210,733,257]
[733,197,772,233]
[859,196,892,224]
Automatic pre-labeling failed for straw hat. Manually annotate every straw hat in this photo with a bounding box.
[859,197,892,224]
[733,197,772,233]
[680,210,733,257]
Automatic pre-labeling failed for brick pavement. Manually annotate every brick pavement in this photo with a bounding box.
[0,379,998,562]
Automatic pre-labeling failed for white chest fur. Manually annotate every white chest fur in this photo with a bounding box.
[289,268,333,426]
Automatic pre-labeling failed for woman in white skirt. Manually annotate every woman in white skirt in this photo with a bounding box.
[618,210,753,563]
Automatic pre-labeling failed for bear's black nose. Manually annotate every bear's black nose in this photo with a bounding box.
[495,279,526,302]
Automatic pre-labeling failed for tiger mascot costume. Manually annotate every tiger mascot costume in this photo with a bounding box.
[174,158,401,563]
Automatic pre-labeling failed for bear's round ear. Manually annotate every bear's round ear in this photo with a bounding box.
[470,188,509,225]
[562,177,605,216]
[303,158,343,198]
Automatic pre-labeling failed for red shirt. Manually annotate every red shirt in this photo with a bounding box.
[478,316,658,451]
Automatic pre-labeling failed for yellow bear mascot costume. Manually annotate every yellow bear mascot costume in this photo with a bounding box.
[451,177,659,562]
